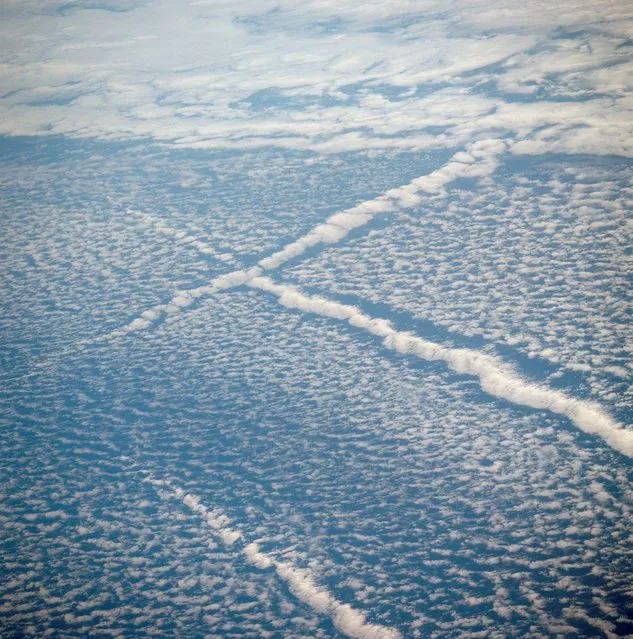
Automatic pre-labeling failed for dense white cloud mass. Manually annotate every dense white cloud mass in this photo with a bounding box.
[1,0,633,155]
[1,1,632,638]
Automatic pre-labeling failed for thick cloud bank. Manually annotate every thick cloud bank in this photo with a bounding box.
[2,0,633,156]
[259,142,503,270]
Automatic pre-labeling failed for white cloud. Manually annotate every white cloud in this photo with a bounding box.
[100,147,501,341]
[127,210,236,264]
[142,473,401,639]
[248,276,633,459]
[260,143,502,270]
[1,0,632,155]
[97,267,263,340]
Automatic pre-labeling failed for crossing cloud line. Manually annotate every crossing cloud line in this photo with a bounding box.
[106,141,504,339]
[12,143,630,460]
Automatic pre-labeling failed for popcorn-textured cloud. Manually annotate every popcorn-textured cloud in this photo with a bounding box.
[249,276,633,458]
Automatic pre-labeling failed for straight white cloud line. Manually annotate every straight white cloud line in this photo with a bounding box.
[259,140,504,270]
[247,276,633,459]
[96,267,263,340]
[135,469,401,639]
[127,209,236,264]
[109,142,504,338]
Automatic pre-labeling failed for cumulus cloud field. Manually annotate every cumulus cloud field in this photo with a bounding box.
[1,1,632,637]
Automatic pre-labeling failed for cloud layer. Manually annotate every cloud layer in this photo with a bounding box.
[2,0,633,156]
[64,144,631,460]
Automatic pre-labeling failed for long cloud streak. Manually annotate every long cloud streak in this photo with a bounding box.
[20,144,632,458]
[248,276,633,459]
[259,140,504,270]
[98,267,263,340]
[137,471,401,639]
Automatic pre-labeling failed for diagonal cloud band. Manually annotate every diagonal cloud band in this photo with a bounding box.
[105,143,504,339]
[136,468,402,639]
[248,276,633,459]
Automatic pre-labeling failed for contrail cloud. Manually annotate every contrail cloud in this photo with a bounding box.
[18,143,632,460]
[248,276,633,459]
[109,143,505,340]
[259,140,504,271]
[137,470,401,639]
